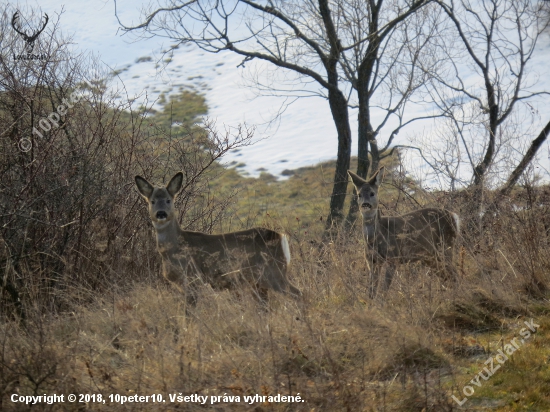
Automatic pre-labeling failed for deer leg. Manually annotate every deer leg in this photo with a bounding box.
[286,284,302,299]
[444,248,459,282]
[185,288,198,307]
[383,264,396,292]
[261,261,302,300]
[251,285,269,310]
[368,263,381,299]
[259,287,269,304]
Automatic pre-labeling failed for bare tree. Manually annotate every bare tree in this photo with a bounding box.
[337,0,443,224]
[115,0,439,230]
[500,119,550,197]
[421,0,549,228]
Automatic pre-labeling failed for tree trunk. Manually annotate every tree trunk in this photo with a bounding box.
[346,29,380,226]
[319,0,352,231]
[478,118,550,227]
[325,88,352,230]
[467,81,498,238]
[499,119,550,197]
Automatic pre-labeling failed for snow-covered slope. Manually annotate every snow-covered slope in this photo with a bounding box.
[17,0,550,183]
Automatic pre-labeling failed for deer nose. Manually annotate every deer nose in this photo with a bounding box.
[361,202,372,209]
[156,211,168,219]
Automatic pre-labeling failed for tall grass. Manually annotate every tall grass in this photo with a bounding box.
[1,183,550,410]
[1,13,550,408]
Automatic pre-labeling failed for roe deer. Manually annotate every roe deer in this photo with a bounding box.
[348,167,459,297]
[135,172,301,304]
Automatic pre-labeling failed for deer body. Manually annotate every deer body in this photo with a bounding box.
[348,168,459,296]
[136,172,300,303]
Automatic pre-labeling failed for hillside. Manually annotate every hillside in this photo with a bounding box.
[3,155,550,410]
[2,86,550,411]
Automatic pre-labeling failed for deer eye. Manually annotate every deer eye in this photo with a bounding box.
[166,199,170,204]
[151,200,156,205]
[370,192,374,197]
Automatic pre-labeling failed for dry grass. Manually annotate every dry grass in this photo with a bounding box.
[2,146,550,410]
[4,16,550,410]
[2,197,550,411]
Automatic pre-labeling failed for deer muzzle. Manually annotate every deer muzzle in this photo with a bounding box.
[156,211,168,220]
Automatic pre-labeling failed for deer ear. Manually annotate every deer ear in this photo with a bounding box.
[135,176,154,199]
[348,170,367,189]
[368,167,385,187]
[167,172,184,197]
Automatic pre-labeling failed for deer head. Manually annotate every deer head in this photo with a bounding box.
[348,167,385,220]
[135,173,184,230]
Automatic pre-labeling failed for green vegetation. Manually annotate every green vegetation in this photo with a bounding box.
[151,90,208,130]
[2,86,550,411]
[135,56,153,63]
[139,92,550,410]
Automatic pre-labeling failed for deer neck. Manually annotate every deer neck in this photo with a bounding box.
[362,209,380,245]
[154,218,181,253]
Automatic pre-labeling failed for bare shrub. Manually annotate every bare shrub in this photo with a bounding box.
[0,189,547,410]
[0,8,549,411]
[0,10,252,319]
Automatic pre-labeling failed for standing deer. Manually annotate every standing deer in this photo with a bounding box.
[135,172,301,304]
[348,167,459,297]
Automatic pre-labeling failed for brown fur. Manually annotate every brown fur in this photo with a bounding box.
[348,167,459,296]
[135,172,301,304]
